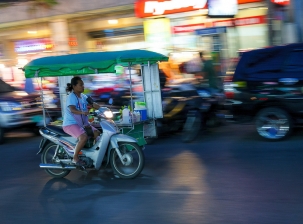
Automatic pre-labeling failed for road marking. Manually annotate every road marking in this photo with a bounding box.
[86,188,205,195]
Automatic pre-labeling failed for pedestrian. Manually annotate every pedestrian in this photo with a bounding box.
[62,76,101,166]
[199,52,219,90]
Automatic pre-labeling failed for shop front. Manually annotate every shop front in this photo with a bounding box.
[134,0,268,78]
[0,38,54,84]
[136,0,267,52]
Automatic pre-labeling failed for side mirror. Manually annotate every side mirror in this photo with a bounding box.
[108,98,113,105]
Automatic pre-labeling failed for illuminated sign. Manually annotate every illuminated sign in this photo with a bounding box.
[238,0,263,3]
[135,0,264,18]
[172,23,207,33]
[234,15,266,26]
[135,0,207,18]
[271,0,289,5]
[172,16,266,33]
[69,37,78,47]
[14,38,53,53]
[208,0,238,18]
[144,18,171,54]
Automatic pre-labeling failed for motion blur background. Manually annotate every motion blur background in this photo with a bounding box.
[0,0,299,101]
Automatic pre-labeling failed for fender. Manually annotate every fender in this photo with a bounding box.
[110,134,137,148]
[106,134,138,165]
[37,138,51,155]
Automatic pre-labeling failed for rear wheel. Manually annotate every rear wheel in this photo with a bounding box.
[181,111,202,143]
[110,142,144,179]
[41,142,71,178]
[255,107,292,140]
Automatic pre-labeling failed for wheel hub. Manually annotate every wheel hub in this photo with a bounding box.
[122,153,133,166]
[258,115,289,139]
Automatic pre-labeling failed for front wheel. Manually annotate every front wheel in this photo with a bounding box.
[41,142,71,178]
[110,142,145,179]
[255,107,293,141]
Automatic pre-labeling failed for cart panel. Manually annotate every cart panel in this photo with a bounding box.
[142,64,163,119]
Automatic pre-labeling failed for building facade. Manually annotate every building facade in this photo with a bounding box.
[0,0,294,82]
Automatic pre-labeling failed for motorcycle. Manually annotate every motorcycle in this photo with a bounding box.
[181,86,227,143]
[37,98,145,179]
[23,49,169,178]
[157,85,197,135]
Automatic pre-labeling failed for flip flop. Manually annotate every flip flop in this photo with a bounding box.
[72,160,86,166]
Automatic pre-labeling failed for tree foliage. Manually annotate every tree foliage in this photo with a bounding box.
[0,0,58,10]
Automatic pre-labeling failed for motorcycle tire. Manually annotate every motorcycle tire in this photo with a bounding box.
[181,111,202,143]
[41,142,71,178]
[110,142,145,179]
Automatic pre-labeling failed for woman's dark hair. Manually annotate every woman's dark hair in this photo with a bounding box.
[66,76,82,93]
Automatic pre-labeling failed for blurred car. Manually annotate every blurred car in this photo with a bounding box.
[0,79,60,144]
[226,43,303,140]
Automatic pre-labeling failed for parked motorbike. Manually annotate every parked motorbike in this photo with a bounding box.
[37,98,145,179]
[181,87,227,143]
[157,85,199,135]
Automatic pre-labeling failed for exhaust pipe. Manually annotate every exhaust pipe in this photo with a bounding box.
[40,163,77,170]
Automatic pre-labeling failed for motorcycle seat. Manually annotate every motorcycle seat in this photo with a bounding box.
[46,125,70,136]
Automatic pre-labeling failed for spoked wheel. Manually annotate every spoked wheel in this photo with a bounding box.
[110,142,144,179]
[181,111,202,143]
[255,107,292,141]
[41,142,71,178]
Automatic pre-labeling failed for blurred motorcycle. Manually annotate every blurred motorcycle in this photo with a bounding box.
[157,84,200,135]
[38,97,144,179]
[181,87,227,143]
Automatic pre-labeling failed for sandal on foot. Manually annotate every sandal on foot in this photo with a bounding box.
[72,160,86,166]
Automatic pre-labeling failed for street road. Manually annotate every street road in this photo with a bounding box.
[1,123,303,224]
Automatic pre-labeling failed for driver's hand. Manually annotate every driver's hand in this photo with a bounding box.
[83,111,89,116]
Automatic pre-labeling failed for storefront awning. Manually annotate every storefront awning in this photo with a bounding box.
[23,49,169,78]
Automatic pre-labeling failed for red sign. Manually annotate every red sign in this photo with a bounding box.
[172,23,207,33]
[135,0,207,18]
[135,0,264,18]
[172,16,266,33]
[271,0,289,5]
[238,0,263,3]
[234,15,266,26]
[69,37,78,47]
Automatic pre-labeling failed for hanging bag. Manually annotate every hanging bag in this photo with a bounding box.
[74,93,94,138]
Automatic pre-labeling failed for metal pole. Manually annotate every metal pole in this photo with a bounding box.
[36,73,46,127]
[128,63,134,117]
[148,61,155,119]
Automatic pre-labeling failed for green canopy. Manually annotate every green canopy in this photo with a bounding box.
[23,49,169,78]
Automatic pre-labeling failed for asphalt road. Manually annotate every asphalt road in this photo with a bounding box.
[1,123,303,224]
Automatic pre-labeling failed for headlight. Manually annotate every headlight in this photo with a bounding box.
[103,110,113,118]
[0,102,22,112]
